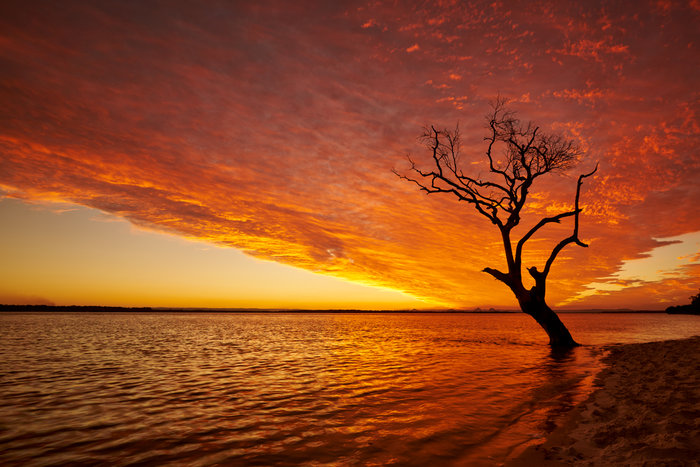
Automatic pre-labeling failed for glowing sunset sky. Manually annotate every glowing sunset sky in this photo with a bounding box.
[1,0,698,309]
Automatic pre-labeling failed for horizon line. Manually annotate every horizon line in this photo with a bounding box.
[0,304,668,313]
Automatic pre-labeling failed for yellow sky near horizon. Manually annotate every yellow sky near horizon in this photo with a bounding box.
[0,198,430,309]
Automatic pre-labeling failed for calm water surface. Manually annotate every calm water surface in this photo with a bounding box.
[1,312,698,466]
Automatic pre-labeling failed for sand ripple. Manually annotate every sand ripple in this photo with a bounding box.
[510,336,700,466]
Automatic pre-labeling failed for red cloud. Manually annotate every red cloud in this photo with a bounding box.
[1,0,698,309]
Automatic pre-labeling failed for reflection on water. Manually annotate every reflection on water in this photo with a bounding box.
[0,312,697,466]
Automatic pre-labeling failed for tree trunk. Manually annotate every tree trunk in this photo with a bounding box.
[518,292,579,347]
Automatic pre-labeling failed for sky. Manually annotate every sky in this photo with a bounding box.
[1,0,698,310]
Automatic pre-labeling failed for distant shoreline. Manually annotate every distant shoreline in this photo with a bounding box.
[0,304,669,313]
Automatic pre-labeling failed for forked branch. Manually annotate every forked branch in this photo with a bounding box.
[535,164,599,281]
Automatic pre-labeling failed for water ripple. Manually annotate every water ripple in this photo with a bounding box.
[1,312,699,465]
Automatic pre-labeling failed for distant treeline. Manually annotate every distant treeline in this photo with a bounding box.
[0,305,512,313]
[665,304,700,315]
[0,305,153,312]
[0,305,677,313]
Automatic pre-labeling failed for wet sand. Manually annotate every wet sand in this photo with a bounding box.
[508,336,700,466]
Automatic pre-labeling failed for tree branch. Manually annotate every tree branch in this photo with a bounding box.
[483,267,511,286]
[540,164,598,279]
[515,209,578,267]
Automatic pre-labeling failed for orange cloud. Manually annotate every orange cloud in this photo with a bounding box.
[1,0,698,309]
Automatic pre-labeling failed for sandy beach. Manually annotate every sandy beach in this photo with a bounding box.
[509,336,700,466]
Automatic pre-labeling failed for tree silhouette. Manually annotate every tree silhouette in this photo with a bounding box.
[396,99,597,347]
[666,288,700,315]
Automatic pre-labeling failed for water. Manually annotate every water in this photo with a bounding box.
[0,312,698,466]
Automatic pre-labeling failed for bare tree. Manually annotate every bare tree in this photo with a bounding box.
[396,99,597,347]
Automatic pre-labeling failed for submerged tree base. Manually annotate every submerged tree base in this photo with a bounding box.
[522,299,579,348]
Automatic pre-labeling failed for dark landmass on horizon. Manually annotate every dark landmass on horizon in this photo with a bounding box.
[666,304,700,315]
[0,304,676,313]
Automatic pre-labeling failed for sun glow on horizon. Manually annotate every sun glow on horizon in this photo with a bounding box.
[0,198,431,309]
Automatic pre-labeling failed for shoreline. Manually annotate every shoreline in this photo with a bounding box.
[507,336,700,466]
